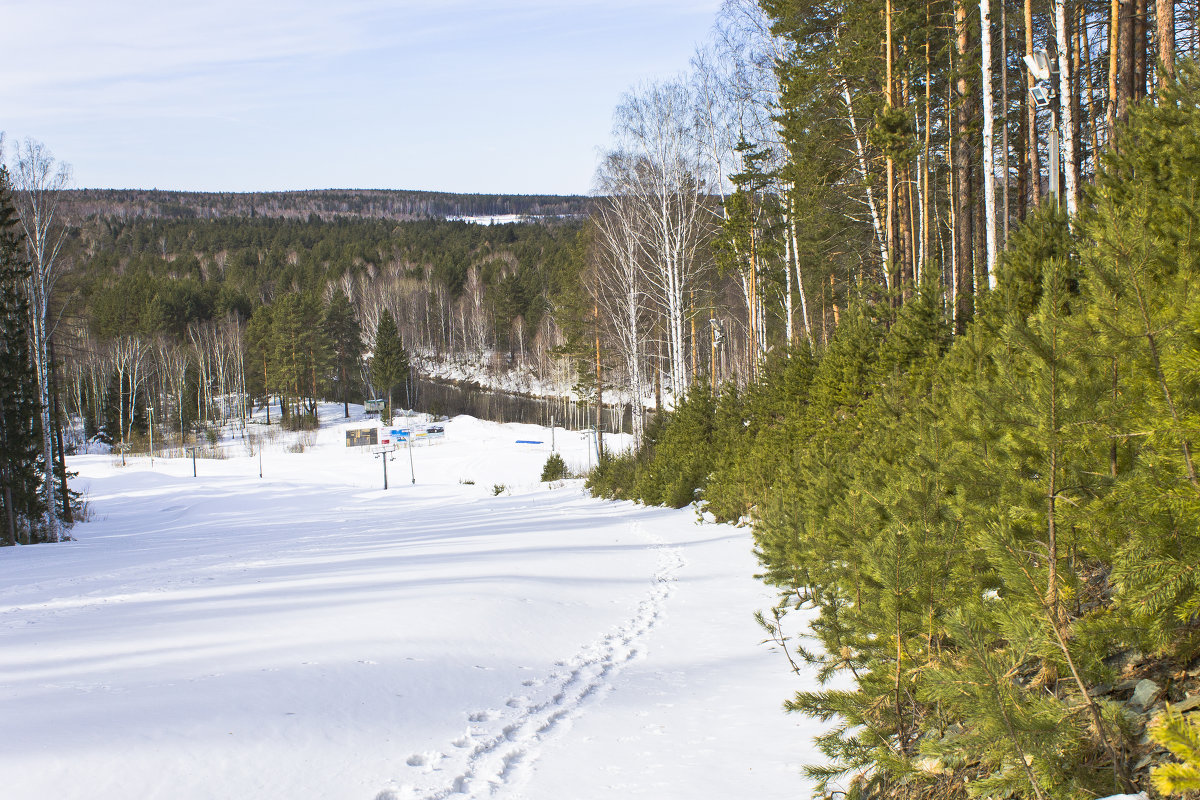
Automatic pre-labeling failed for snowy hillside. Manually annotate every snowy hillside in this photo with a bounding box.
[1,406,827,800]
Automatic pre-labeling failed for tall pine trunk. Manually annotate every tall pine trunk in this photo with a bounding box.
[1117,0,1135,123]
[1157,0,1175,80]
[954,0,976,331]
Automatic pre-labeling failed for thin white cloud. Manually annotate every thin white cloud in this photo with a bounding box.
[3,0,722,193]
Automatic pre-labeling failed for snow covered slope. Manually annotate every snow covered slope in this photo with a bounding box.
[0,409,826,799]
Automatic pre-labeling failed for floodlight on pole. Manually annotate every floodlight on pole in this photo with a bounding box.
[1030,85,1051,108]
[1023,51,1051,82]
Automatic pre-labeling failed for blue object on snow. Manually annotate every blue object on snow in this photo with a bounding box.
[515,440,543,445]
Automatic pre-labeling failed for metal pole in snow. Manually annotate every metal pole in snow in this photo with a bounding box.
[381,452,389,490]
[407,433,416,484]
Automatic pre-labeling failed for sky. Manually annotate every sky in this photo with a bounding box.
[1,1,722,195]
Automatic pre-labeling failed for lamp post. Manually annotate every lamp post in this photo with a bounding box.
[1024,50,1060,208]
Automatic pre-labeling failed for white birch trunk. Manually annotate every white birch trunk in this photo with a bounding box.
[981,0,998,288]
[840,80,890,283]
[1054,0,1078,216]
[13,141,71,542]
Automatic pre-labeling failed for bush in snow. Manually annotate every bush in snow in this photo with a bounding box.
[540,453,567,482]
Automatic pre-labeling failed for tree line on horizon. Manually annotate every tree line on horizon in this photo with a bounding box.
[60,188,590,224]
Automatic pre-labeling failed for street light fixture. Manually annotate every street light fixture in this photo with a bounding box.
[1025,48,1060,207]
[1023,51,1051,82]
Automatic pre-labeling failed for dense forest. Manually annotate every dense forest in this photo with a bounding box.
[578,0,1200,797]
[61,214,590,448]
[6,0,1200,794]
[1,142,606,545]
[60,188,590,223]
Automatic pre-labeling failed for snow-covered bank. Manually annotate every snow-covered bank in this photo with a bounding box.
[1,408,825,799]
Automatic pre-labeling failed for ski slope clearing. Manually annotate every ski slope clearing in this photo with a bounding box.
[0,408,825,799]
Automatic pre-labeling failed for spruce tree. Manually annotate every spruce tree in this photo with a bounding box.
[0,164,44,545]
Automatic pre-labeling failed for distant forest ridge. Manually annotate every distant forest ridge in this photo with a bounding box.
[60,188,591,223]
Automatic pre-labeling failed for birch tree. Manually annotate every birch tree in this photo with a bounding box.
[11,139,71,542]
[592,153,651,442]
[981,0,999,285]
[157,338,191,445]
[1055,0,1079,215]
[112,335,147,452]
[613,80,709,396]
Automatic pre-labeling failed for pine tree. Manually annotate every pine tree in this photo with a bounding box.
[323,293,362,419]
[371,309,408,422]
[244,305,274,424]
[268,293,327,425]
[1082,67,1200,655]
[1150,706,1200,794]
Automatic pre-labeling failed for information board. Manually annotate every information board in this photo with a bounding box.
[345,428,378,447]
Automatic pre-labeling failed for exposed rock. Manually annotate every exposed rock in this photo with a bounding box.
[1127,679,1161,712]
[1171,693,1200,713]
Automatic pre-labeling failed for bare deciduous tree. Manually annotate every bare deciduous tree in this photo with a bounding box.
[613,79,709,396]
[593,152,651,442]
[11,138,71,541]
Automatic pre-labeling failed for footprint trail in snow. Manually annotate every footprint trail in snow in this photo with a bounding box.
[375,525,685,799]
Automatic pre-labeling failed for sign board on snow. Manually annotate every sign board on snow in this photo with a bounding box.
[370,444,396,454]
[346,428,378,447]
[364,399,385,413]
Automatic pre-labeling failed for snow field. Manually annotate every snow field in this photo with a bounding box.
[0,406,826,799]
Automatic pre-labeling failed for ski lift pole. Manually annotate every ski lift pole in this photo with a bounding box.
[407,431,416,484]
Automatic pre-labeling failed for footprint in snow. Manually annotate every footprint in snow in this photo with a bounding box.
[404,752,442,772]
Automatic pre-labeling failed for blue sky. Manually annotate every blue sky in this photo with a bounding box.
[1,1,720,195]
